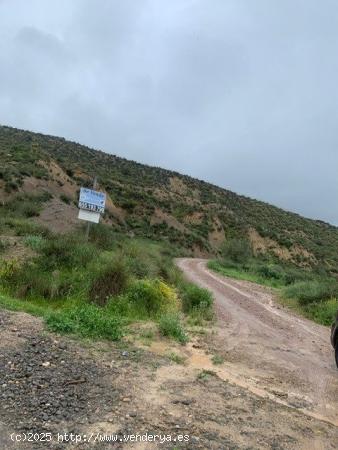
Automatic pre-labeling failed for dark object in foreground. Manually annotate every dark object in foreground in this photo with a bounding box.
[330,311,338,368]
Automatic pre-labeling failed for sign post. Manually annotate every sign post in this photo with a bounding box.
[77,177,106,240]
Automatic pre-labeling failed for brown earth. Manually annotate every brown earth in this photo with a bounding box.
[248,228,316,266]
[177,259,338,446]
[0,260,337,449]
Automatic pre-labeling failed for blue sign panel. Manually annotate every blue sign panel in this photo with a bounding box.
[78,188,106,214]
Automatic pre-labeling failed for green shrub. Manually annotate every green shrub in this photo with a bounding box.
[6,218,49,237]
[212,354,225,365]
[24,235,45,251]
[221,238,252,263]
[60,194,71,204]
[159,313,188,344]
[5,180,19,192]
[46,304,124,340]
[180,283,213,312]
[106,294,139,319]
[121,240,163,278]
[255,264,283,280]
[0,259,20,281]
[283,280,338,305]
[0,239,8,253]
[125,255,152,279]
[125,279,179,316]
[40,235,97,269]
[21,202,40,218]
[89,258,130,306]
[303,298,338,325]
[8,265,72,300]
[88,223,117,250]
[281,267,313,285]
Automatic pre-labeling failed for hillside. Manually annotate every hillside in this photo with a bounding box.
[1,124,338,271]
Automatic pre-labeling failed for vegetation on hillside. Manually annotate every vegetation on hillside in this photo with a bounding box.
[1,125,338,272]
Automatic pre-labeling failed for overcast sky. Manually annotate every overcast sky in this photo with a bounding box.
[1,1,338,224]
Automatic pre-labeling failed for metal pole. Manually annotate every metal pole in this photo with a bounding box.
[85,176,97,241]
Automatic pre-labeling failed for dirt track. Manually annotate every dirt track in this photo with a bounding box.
[177,259,338,431]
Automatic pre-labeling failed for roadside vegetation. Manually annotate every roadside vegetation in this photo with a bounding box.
[0,218,214,343]
[209,238,338,326]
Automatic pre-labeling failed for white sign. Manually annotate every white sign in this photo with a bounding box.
[78,209,100,224]
[79,188,106,214]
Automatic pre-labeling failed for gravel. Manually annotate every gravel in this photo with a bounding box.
[0,334,119,432]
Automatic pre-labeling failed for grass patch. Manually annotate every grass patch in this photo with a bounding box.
[0,292,49,317]
[159,313,188,344]
[211,354,225,365]
[282,280,338,305]
[208,260,286,288]
[0,239,9,253]
[180,283,213,312]
[23,235,45,251]
[139,328,155,340]
[167,352,186,364]
[89,257,130,306]
[197,369,217,381]
[46,304,125,340]
[0,292,125,341]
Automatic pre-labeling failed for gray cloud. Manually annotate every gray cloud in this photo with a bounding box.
[1,0,338,224]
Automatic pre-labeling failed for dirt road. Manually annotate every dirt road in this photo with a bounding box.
[177,259,338,432]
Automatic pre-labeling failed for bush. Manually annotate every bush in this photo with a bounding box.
[0,239,8,253]
[283,280,338,305]
[24,235,45,251]
[180,283,213,312]
[60,194,71,204]
[46,304,124,340]
[5,219,49,237]
[221,238,252,263]
[88,223,117,250]
[40,235,97,269]
[21,202,40,218]
[7,264,72,300]
[121,240,163,279]
[303,298,338,326]
[124,279,179,316]
[0,259,20,281]
[159,313,188,344]
[281,267,313,285]
[89,258,130,306]
[255,264,283,280]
